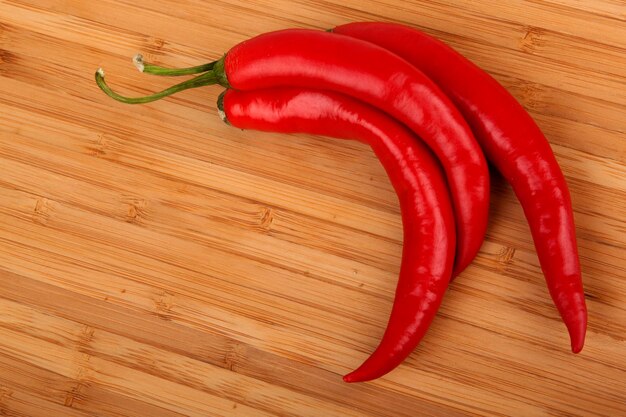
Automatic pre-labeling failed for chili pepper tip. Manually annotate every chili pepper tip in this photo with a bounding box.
[567,313,587,353]
[342,370,368,383]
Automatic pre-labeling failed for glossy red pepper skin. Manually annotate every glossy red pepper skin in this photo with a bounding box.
[334,22,587,352]
[222,29,489,278]
[219,88,456,382]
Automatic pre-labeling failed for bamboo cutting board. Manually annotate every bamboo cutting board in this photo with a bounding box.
[0,0,625,416]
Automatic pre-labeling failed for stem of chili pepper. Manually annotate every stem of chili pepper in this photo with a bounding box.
[132,53,218,76]
[95,58,229,104]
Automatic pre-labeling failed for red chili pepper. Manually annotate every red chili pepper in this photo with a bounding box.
[218,87,455,382]
[95,28,490,278]
[333,22,587,353]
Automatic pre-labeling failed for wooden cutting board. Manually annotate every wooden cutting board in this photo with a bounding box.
[0,1,624,416]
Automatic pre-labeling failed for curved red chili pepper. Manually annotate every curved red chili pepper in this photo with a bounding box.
[333,22,587,353]
[218,87,455,382]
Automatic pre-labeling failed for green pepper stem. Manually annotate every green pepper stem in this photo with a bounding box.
[133,53,217,76]
[95,68,219,104]
[95,55,229,104]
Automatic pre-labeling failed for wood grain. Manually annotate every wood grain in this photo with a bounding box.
[0,0,625,415]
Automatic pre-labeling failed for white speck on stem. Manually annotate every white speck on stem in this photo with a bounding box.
[217,106,227,123]
[97,68,105,77]
[132,54,145,72]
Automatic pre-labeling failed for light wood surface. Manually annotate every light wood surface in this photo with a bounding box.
[1,1,625,416]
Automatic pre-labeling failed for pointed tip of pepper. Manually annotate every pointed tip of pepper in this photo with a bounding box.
[566,309,587,354]
[569,323,586,354]
[342,373,359,383]
[342,367,375,383]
